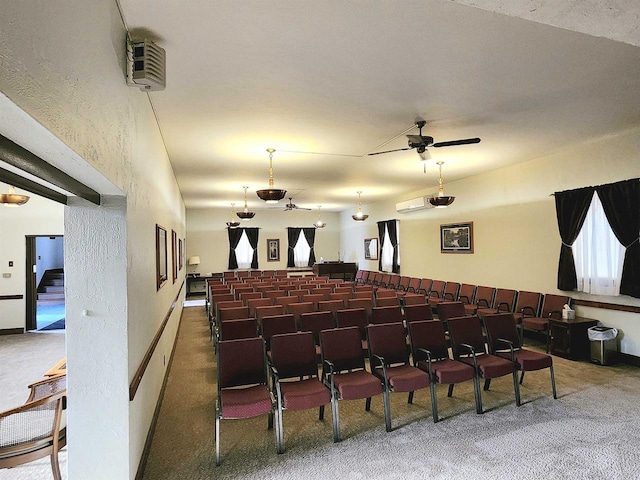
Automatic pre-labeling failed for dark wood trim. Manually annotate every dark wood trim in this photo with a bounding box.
[0,166,68,204]
[0,134,100,205]
[0,294,23,300]
[129,282,184,401]
[0,328,25,335]
[619,352,640,367]
[572,299,640,314]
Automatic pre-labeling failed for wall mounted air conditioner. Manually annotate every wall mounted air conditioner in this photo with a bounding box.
[396,195,435,214]
[127,39,166,91]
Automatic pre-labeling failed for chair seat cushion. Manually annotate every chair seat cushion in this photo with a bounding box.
[522,317,549,330]
[497,349,553,371]
[460,354,515,379]
[220,385,272,419]
[383,364,430,392]
[464,304,478,315]
[280,378,331,410]
[419,358,475,384]
[333,370,382,400]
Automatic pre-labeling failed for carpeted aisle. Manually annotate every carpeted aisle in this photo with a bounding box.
[141,306,640,480]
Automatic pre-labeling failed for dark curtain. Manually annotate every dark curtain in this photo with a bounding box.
[303,228,316,267]
[245,227,260,270]
[287,227,301,268]
[377,221,386,271]
[227,227,243,270]
[596,179,640,298]
[555,186,595,290]
[387,219,400,274]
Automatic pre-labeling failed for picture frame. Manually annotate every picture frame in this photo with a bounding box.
[364,237,378,260]
[156,224,168,290]
[171,229,177,283]
[178,238,183,271]
[440,222,474,254]
[267,239,280,262]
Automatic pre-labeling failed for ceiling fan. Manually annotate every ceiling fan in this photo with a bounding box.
[368,121,481,160]
[284,198,312,211]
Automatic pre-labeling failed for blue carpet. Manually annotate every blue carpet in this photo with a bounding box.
[39,317,65,330]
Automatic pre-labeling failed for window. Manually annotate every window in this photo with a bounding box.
[234,231,254,269]
[573,193,625,296]
[379,220,400,273]
[293,230,311,267]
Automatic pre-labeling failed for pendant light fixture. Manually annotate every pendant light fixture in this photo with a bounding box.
[0,185,30,206]
[256,148,287,203]
[429,161,455,208]
[314,205,326,229]
[352,191,369,221]
[226,202,240,228]
[236,186,256,220]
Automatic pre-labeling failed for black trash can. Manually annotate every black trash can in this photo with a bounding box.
[588,326,618,365]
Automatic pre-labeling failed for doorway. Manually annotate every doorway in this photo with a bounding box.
[25,235,65,331]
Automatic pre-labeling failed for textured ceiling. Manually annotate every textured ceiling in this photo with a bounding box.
[119,0,640,211]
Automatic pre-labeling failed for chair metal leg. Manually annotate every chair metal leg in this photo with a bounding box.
[331,395,340,442]
[512,370,521,406]
[407,391,414,404]
[268,411,273,430]
[473,375,483,414]
[483,378,491,391]
[447,383,454,397]
[383,390,392,432]
[550,364,558,399]
[319,404,325,420]
[365,396,372,411]
[276,402,284,454]
[215,413,221,466]
[430,382,439,423]
[519,371,525,385]
[51,451,62,480]
[545,329,550,353]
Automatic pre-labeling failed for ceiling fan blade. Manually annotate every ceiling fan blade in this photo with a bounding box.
[367,147,413,156]
[298,207,312,211]
[432,138,481,148]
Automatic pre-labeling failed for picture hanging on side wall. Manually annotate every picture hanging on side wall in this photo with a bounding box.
[172,229,178,283]
[178,238,183,270]
[440,222,474,254]
[156,224,168,290]
[364,238,378,260]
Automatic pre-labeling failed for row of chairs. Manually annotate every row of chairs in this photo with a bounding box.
[215,312,556,465]
[355,270,572,352]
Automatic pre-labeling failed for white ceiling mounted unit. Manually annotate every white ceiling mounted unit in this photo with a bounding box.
[395,195,435,214]
[127,39,166,91]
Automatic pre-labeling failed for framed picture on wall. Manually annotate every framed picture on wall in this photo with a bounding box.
[171,229,177,283]
[440,222,474,254]
[364,238,378,260]
[156,224,168,290]
[267,239,280,262]
[178,238,183,271]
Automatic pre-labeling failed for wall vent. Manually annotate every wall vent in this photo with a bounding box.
[395,195,435,213]
[127,40,166,91]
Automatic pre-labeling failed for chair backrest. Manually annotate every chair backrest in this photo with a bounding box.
[235,270,250,278]
[436,302,467,322]
[220,318,258,341]
[387,275,400,289]
[289,289,311,301]
[261,314,297,343]
[232,285,253,300]
[247,298,273,317]
[239,291,263,304]
[402,293,427,306]
[299,311,335,344]
[353,290,374,299]
[333,286,353,295]
[318,299,346,316]
[429,280,446,298]
[360,270,370,284]
[418,278,433,294]
[302,293,326,309]
[320,326,365,372]
[314,287,333,297]
[457,284,476,304]
[541,294,571,318]
[217,337,267,390]
[397,276,411,291]
[368,322,409,366]
[404,304,434,323]
[375,296,400,307]
[270,331,319,379]
[274,296,299,309]
[407,277,421,293]
[255,304,286,323]
[442,282,460,301]
[219,305,251,322]
[483,313,521,352]
[376,289,397,298]
[287,302,315,324]
[371,272,383,285]
[379,274,392,287]
[408,320,451,362]
[347,297,374,318]
[492,288,517,312]
[473,286,496,308]
[355,270,365,282]
[330,292,352,307]
[447,316,486,357]
[515,291,543,317]
[223,271,236,280]
[263,290,283,301]
[370,305,404,324]
[212,293,235,306]
[335,308,368,338]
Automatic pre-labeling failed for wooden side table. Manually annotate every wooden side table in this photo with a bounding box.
[549,317,598,360]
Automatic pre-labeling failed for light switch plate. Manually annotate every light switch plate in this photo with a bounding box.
[2,273,11,278]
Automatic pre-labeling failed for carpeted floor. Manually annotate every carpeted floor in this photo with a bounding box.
[140,307,640,480]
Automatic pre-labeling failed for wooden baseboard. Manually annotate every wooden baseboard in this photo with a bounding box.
[0,328,25,335]
[619,352,640,367]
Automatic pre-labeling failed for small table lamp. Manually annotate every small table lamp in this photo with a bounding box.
[188,256,201,276]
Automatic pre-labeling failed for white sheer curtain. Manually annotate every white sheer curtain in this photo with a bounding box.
[380,223,394,272]
[235,231,253,269]
[293,230,311,267]
[573,193,625,296]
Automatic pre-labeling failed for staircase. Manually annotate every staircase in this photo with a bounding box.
[37,268,65,304]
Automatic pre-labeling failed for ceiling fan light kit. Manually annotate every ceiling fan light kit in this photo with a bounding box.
[314,205,326,228]
[352,191,369,221]
[0,185,30,206]
[226,202,240,228]
[237,186,256,220]
[428,161,455,208]
[256,148,287,202]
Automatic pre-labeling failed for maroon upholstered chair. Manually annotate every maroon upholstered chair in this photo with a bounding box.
[270,332,333,453]
[476,288,517,318]
[370,272,384,286]
[247,297,273,317]
[483,313,557,399]
[347,297,374,321]
[320,326,386,442]
[447,315,521,413]
[330,292,352,307]
[261,314,297,350]
[299,311,335,348]
[510,290,543,344]
[375,296,401,307]
[273,295,299,310]
[404,304,434,323]
[408,320,476,422]
[317,299,346,318]
[287,302,315,327]
[335,307,368,353]
[370,305,404,325]
[406,277,422,293]
[521,294,571,352]
[436,301,467,330]
[354,270,365,284]
[367,322,431,431]
[401,293,427,307]
[456,283,476,306]
[302,293,326,310]
[464,286,495,315]
[313,287,333,298]
[353,290,374,299]
[396,276,411,292]
[215,337,278,465]
[333,286,353,295]
[239,291,263,305]
[219,318,258,341]
[427,280,446,308]
[218,305,250,323]
[376,288,397,298]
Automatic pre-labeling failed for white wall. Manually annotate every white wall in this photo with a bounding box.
[341,126,640,355]
[0,1,186,478]
[187,207,341,273]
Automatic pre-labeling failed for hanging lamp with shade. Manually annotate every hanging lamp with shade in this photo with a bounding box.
[314,205,326,229]
[352,191,369,221]
[429,161,455,208]
[226,202,240,228]
[0,185,30,206]
[256,148,287,203]
[236,186,256,220]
